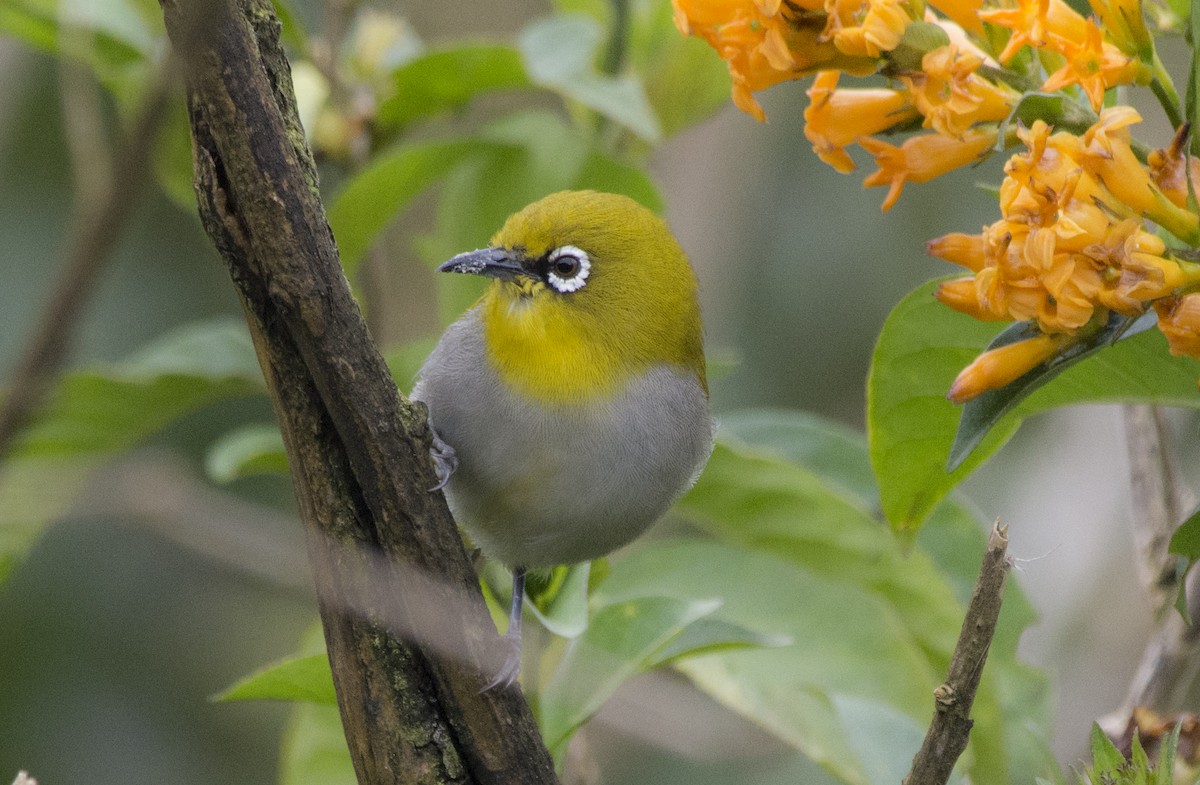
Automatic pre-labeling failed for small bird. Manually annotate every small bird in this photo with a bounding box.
[412,190,713,687]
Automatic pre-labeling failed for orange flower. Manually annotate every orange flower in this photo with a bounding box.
[1041,21,1143,111]
[1080,107,1200,243]
[673,0,875,121]
[935,276,1008,319]
[803,70,918,172]
[824,0,912,58]
[979,0,1091,63]
[927,232,985,271]
[1155,294,1200,359]
[901,46,1017,138]
[860,129,995,211]
[947,333,1068,402]
[926,0,985,33]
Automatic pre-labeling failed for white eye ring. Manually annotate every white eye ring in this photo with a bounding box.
[546,246,591,293]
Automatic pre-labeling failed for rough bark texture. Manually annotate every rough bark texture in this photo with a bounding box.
[157,1,559,783]
[904,522,1011,785]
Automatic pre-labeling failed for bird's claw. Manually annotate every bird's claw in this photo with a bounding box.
[429,430,458,492]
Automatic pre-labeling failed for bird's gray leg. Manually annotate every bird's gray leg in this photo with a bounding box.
[482,566,526,691]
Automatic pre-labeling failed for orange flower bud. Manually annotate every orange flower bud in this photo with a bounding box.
[935,277,1008,319]
[927,232,986,271]
[804,71,918,173]
[948,333,1067,403]
[860,129,996,212]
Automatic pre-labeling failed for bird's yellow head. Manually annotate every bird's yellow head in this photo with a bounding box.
[438,191,706,405]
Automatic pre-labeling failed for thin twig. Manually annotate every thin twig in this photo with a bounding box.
[904,521,1011,785]
[0,55,176,461]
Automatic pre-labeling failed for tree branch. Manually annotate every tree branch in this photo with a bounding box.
[904,521,1011,785]
[156,0,559,783]
[1101,406,1200,732]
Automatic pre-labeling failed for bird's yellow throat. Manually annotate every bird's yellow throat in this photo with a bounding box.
[480,283,639,405]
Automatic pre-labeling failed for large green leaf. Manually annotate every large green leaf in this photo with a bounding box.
[518,14,662,142]
[538,595,724,757]
[0,319,263,582]
[374,44,531,134]
[590,414,1055,785]
[867,279,1200,534]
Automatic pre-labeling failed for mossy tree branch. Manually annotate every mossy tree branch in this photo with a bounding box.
[156,0,559,782]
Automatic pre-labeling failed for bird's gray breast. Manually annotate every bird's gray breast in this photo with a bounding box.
[411,309,712,567]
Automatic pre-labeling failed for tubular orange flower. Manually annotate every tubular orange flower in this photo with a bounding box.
[860,128,996,211]
[901,46,1017,138]
[927,231,985,270]
[926,0,985,33]
[1080,107,1200,243]
[673,0,876,121]
[947,333,1068,402]
[935,276,1009,319]
[803,70,918,172]
[979,0,1091,63]
[1155,294,1200,359]
[824,0,912,58]
[1040,21,1143,111]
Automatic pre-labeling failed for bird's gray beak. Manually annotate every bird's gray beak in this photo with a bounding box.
[437,248,529,282]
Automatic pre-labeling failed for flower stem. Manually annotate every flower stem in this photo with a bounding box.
[1150,51,1184,130]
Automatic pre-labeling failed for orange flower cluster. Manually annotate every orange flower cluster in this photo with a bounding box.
[671,0,880,121]
[930,108,1200,401]
[674,0,1195,402]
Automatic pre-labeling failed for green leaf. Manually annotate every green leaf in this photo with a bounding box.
[868,280,1200,533]
[327,138,510,278]
[526,562,592,639]
[1090,722,1128,773]
[518,14,662,142]
[375,45,531,134]
[600,413,1057,785]
[537,595,725,758]
[646,615,789,669]
[949,312,1154,470]
[215,653,337,705]
[0,319,263,582]
[206,423,288,483]
[717,409,878,506]
[279,703,356,785]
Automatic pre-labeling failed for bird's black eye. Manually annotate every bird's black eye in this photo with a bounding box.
[553,256,580,278]
[546,245,591,293]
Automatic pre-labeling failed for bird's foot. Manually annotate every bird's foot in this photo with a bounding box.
[480,631,522,692]
[428,429,458,491]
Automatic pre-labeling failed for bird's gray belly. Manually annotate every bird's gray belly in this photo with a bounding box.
[412,312,712,567]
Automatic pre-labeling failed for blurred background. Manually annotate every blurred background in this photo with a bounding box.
[0,1,1197,783]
